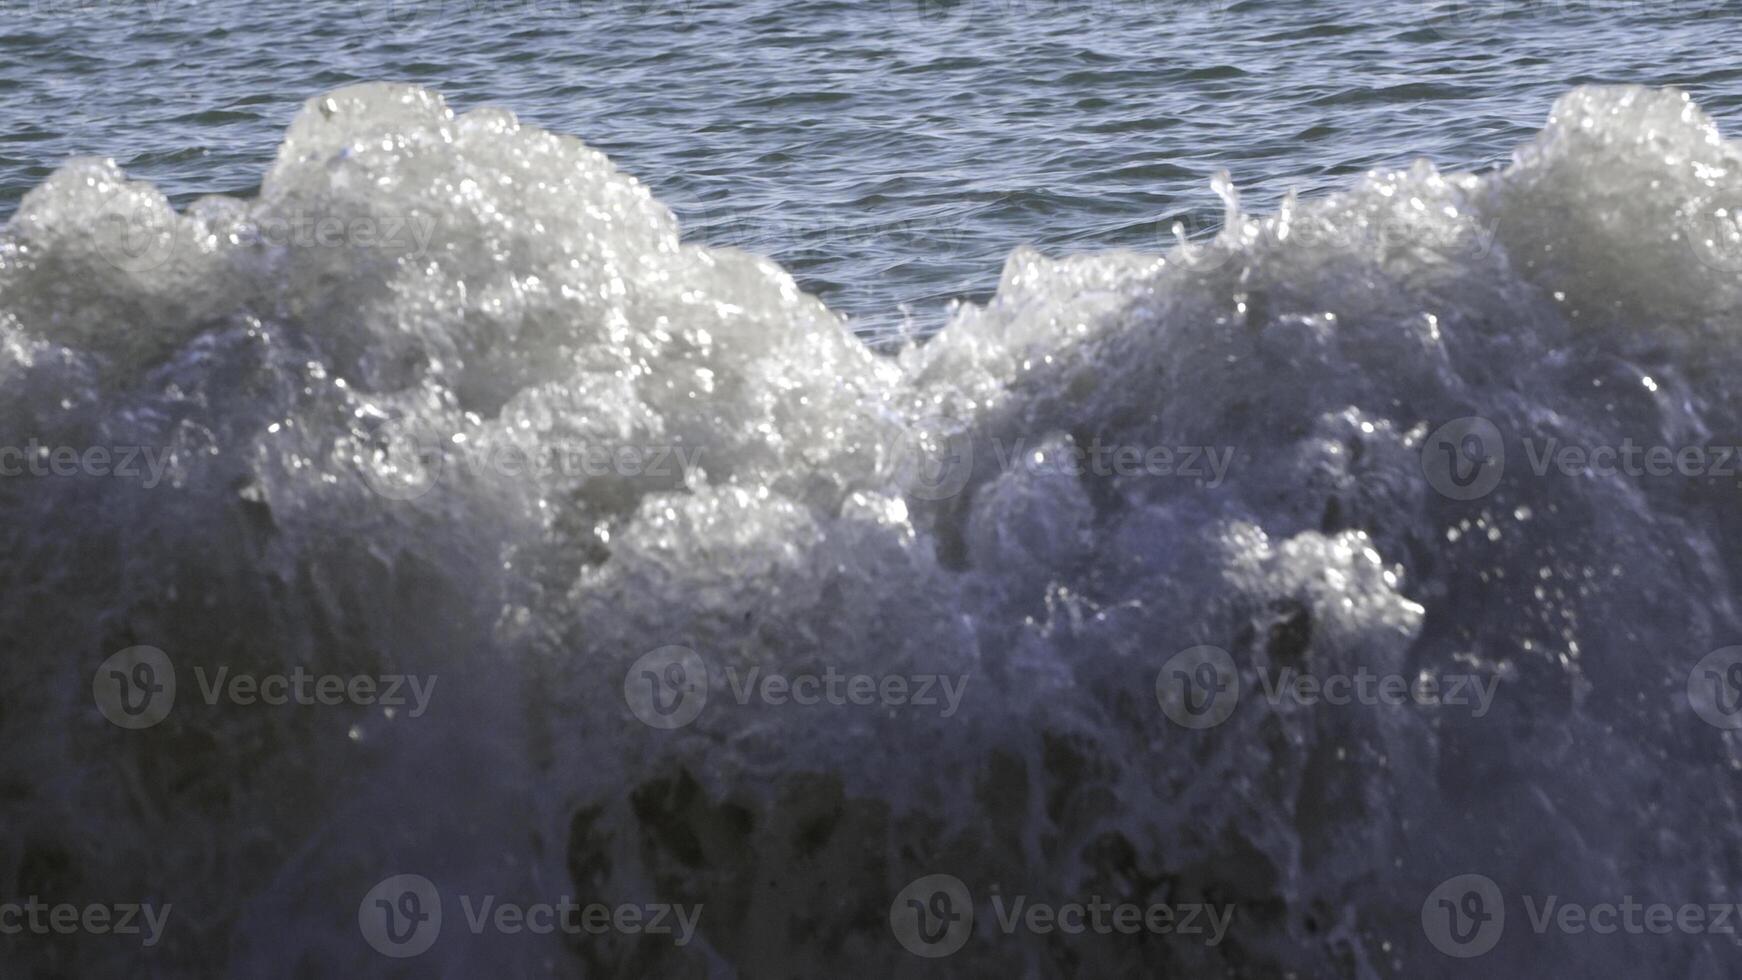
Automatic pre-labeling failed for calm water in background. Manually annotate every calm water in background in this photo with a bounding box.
[3,0,1740,336]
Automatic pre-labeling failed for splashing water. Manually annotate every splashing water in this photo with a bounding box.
[5,82,1742,976]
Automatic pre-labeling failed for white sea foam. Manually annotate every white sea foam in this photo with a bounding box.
[3,83,1741,976]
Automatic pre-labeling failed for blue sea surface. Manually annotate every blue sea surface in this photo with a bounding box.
[3,0,1739,335]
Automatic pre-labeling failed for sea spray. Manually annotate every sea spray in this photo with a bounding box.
[3,83,1742,977]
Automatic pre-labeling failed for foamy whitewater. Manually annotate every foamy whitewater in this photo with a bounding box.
[4,82,1742,976]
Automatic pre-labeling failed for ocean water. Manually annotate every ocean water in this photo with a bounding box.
[7,2,1742,978]
[5,0,1742,337]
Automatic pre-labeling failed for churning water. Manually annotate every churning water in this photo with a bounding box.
[6,1,1742,977]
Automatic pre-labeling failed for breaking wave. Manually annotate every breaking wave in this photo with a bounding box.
[5,82,1742,976]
